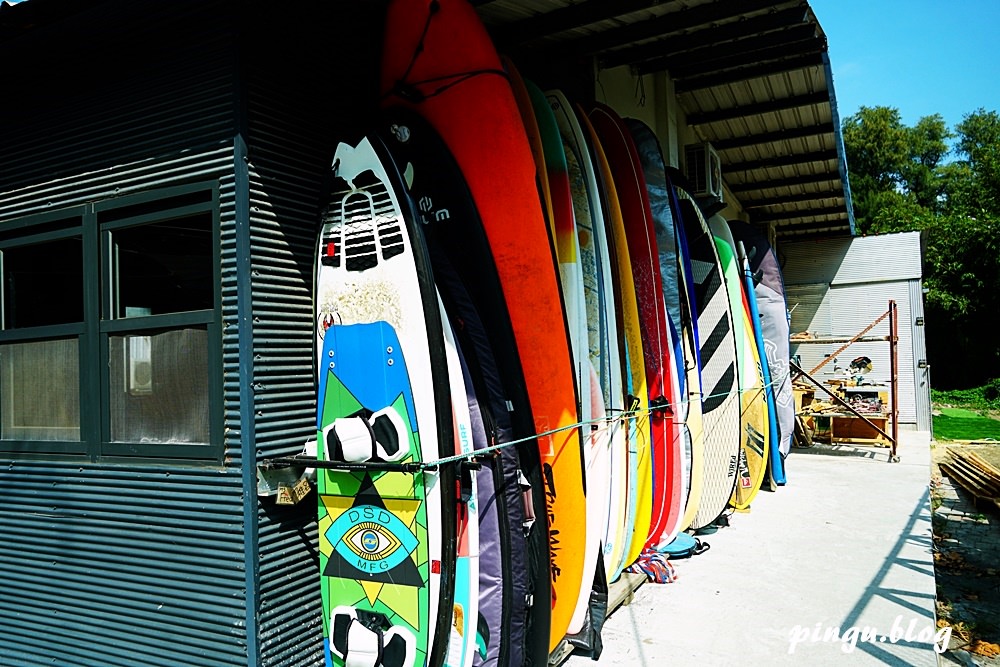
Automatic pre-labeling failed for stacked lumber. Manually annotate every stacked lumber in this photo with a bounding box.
[941,447,1000,513]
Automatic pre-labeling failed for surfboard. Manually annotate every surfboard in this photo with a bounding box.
[526,84,588,407]
[381,0,586,652]
[380,105,549,667]
[453,346,499,667]
[439,296,480,667]
[518,84,600,643]
[669,180,741,531]
[315,135,455,667]
[708,215,768,510]
[624,119,703,542]
[577,109,651,578]
[587,103,683,551]
[729,220,790,486]
[503,57,555,239]
[549,91,624,639]
[662,169,706,532]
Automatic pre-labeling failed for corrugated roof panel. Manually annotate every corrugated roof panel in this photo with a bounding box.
[475,0,854,239]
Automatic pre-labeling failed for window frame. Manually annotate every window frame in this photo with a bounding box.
[0,182,224,464]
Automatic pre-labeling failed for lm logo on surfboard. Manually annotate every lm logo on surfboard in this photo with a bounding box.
[417,195,450,223]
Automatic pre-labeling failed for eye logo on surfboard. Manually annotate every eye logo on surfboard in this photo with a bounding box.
[322,474,424,587]
[331,509,417,572]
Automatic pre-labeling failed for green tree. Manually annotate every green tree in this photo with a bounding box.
[901,114,952,210]
[842,106,910,232]
[949,108,1000,215]
[842,106,953,231]
[840,106,1000,388]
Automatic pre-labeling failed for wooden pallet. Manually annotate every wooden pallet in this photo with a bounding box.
[941,447,1000,513]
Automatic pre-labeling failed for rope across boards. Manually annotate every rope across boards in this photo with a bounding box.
[260,375,789,474]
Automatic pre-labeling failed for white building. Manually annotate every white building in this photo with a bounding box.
[780,231,930,431]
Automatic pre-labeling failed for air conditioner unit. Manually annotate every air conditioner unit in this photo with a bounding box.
[684,141,723,205]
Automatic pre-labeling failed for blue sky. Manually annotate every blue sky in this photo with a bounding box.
[811,0,1000,135]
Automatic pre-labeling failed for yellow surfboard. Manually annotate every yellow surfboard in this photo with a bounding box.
[709,216,768,509]
[577,111,652,571]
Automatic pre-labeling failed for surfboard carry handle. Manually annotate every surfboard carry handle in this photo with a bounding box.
[648,395,672,415]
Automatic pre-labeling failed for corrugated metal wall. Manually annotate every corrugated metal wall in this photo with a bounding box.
[240,4,386,665]
[910,280,932,431]
[780,232,922,286]
[786,283,831,339]
[830,282,915,424]
[828,233,922,285]
[0,2,253,665]
[782,233,929,427]
[0,465,246,667]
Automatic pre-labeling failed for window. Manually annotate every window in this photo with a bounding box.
[1,338,81,442]
[0,183,222,462]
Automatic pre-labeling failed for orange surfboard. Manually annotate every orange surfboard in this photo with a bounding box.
[381,0,587,654]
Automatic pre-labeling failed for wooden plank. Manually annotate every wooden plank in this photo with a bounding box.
[964,451,1000,483]
[548,639,574,666]
[607,572,645,615]
[947,449,1000,492]
[941,461,997,500]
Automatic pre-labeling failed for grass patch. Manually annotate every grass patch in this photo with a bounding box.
[933,407,1000,441]
[933,379,1000,413]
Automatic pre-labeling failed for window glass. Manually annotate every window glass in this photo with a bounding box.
[1,338,81,441]
[108,328,209,444]
[112,213,213,318]
[2,237,84,328]
[0,186,220,460]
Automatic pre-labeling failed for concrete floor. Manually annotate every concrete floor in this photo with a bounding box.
[566,430,940,666]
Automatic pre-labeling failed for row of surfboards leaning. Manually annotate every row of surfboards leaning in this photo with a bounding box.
[306,1,796,667]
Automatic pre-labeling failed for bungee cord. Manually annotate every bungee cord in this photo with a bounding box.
[382,0,509,105]
[413,369,791,471]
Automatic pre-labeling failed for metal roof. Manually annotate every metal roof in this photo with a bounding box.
[1,0,855,240]
[475,0,855,240]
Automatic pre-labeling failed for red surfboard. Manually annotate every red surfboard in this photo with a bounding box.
[381,0,587,654]
[588,103,684,550]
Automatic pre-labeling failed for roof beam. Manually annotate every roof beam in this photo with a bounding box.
[670,51,826,92]
[753,205,848,222]
[725,149,838,173]
[646,36,824,80]
[596,5,809,68]
[666,27,820,72]
[775,220,854,235]
[641,6,810,58]
[742,189,844,207]
[728,170,843,192]
[636,0,800,35]
[686,91,831,126]
[711,121,834,151]
[492,0,676,47]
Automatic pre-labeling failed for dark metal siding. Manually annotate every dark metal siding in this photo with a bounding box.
[0,465,246,667]
[241,4,386,664]
[0,1,238,196]
[0,2,252,665]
